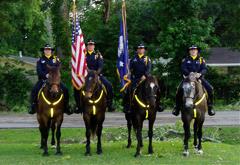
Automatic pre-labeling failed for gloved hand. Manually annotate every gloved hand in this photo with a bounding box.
[196,73,202,78]
[141,75,146,81]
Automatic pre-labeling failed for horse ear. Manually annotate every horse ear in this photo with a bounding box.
[56,62,61,70]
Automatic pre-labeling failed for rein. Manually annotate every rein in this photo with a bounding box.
[82,82,105,115]
[133,79,157,119]
[184,81,206,119]
[38,85,64,118]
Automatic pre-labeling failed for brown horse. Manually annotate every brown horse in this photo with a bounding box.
[37,64,64,156]
[181,72,208,156]
[124,75,161,157]
[80,70,107,156]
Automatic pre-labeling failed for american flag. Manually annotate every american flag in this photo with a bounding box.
[71,16,87,89]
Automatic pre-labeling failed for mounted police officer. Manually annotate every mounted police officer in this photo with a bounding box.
[126,43,163,112]
[28,44,72,115]
[74,39,115,113]
[172,45,215,116]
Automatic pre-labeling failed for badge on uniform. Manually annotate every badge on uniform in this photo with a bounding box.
[41,60,46,64]
[187,60,191,64]
[53,59,56,63]
[133,58,137,62]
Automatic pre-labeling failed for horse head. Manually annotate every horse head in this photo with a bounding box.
[46,64,61,98]
[141,75,159,109]
[182,72,198,109]
[84,70,99,98]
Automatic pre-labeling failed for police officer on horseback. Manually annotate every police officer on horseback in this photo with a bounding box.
[172,45,215,116]
[74,39,115,113]
[28,44,72,115]
[126,43,163,112]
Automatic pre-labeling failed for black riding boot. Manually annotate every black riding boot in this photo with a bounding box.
[29,89,37,114]
[29,102,37,114]
[207,92,215,116]
[172,88,183,116]
[107,98,115,112]
[73,88,83,114]
[123,89,131,113]
[63,89,72,115]
[156,90,164,112]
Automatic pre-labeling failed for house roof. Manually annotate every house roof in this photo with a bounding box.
[207,47,240,66]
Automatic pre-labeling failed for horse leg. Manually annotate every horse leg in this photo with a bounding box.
[193,120,198,150]
[126,114,132,148]
[42,126,49,156]
[196,121,204,155]
[51,122,56,146]
[39,126,44,149]
[55,122,62,155]
[85,125,91,156]
[148,116,155,154]
[183,121,190,157]
[134,117,143,157]
[96,123,103,155]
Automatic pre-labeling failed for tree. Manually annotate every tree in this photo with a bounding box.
[0,0,47,56]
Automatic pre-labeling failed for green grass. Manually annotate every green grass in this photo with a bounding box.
[0,127,239,165]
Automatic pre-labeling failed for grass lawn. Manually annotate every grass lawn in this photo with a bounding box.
[0,127,239,165]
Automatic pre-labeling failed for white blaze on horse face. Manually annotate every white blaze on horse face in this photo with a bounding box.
[150,82,155,89]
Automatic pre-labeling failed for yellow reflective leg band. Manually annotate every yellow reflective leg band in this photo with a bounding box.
[93,105,96,115]
[193,108,197,118]
[50,108,54,118]
[145,110,148,119]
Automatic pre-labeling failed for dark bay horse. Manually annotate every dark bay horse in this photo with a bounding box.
[80,70,107,156]
[181,72,208,156]
[124,76,160,157]
[37,65,64,156]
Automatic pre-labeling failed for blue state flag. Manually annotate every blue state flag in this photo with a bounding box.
[117,1,130,92]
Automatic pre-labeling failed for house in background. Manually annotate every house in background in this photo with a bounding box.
[207,47,240,75]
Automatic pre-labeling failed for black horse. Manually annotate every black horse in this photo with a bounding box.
[124,75,161,157]
[80,70,107,156]
[37,64,64,156]
[181,72,208,156]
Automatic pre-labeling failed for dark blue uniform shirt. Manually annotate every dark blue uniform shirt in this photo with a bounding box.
[181,55,207,76]
[37,55,59,80]
[130,54,151,80]
[86,51,103,73]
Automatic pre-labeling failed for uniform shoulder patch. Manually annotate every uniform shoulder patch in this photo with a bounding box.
[199,57,205,64]
[41,59,46,63]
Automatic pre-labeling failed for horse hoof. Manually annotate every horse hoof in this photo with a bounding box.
[183,150,189,157]
[126,144,132,148]
[85,152,91,156]
[197,150,203,155]
[51,145,56,149]
[97,150,102,155]
[134,153,140,157]
[42,152,49,157]
[148,150,154,154]
[55,151,63,156]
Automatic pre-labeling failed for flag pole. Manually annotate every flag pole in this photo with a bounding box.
[73,0,76,34]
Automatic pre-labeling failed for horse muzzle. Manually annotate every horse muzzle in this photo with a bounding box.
[185,98,194,109]
[85,91,93,98]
